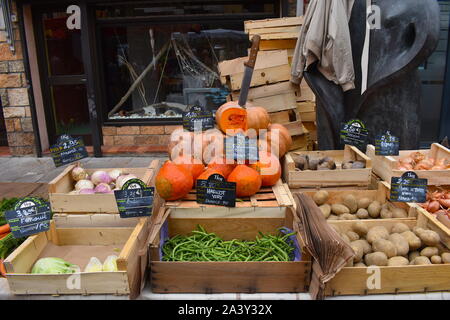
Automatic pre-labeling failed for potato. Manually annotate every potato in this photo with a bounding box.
[366,226,389,244]
[388,256,409,266]
[409,251,420,262]
[329,224,341,234]
[418,230,440,246]
[356,208,369,219]
[365,252,388,266]
[328,214,339,221]
[319,204,331,219]
[400,231,422,251]
[313,190,329,206]
[388,233,409,256]
[380,208,393,219]
[357,197,372,209]
[367,201,382,218]
[351,243,364,263]
[341,234,351,244]
[392,207,408,219]
[352,221,369,237]
[413,226,426,237]
[331,204,350,216]
[347,231,360,241]
[354,262,367,267]
[391,223,410,234]
[340,213,357,220]
[372,239,397,258]
[420,247,439,258]
[413,256,432,265]
[342,194,358,214]
[431,255,442,264]
[352,239,372,254]
[441,252,450,264]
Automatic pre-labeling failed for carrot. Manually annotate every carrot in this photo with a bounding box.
[0,260,6,277]
[0,232,9,240]
[0,224,10,234]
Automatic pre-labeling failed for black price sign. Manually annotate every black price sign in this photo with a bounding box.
[114,179,154,218]
[50,134,88,167]
[340,119,369,150]
[5,197,51,238]
[183,105,215,132]
[196,174,236,207]
[224,133,259,163]
[390,172,427,203]
[375,131,399,156]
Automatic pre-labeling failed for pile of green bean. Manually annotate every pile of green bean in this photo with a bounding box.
[162,225,296,262]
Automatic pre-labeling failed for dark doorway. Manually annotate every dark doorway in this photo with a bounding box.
[0,101,8,146]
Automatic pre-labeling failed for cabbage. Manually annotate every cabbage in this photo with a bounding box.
[102,255,118,272]
[31,257,79,274]
[84,257,103,272]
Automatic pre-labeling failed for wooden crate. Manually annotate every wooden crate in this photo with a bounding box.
[324,208,450,296]
[297,81,316,102]
[148,206,311,293]
[283,145,373,188]
[4,218,151,298]
[48,159,160,213]
[297,102,316,122]
[303,121,317,142]
[244,16,303,38]
[163,180,293,219]
[366,143,450,186]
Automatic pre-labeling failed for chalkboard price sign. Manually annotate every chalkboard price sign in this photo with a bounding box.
[375,131,399,156]
[114,178,154,218]
[183,105,215,132]
[196,174,236,207]
[224,133,259,163]
[390,171,427,203]
[49,134,88,167]
[340,119,369,150]
[5,197,51,238]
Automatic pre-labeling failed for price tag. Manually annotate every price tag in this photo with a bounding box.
[224,133,259,163]
[114,179,154,218]
[375,131,399,156]
[196,174,236,207]
[182,105,215,132]
[340,119,369,150]
[5,197,51,238]
[49,134,88,167]
[390,172,427,203]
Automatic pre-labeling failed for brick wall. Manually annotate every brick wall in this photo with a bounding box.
[0,1,36,156]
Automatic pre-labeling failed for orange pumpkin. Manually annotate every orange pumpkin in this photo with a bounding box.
[207,157,236,178]
[248,152,281,187]
[246,106,270,134]
[173,155,205,180]
[259,123,292,158]
[202,129,225,165]
[227,165,262,197]
[196,168,224,181]
[215,101,247,136]
[155,161,193,201]
[168,128,194,160]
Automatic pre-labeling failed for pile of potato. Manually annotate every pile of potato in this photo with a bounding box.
[332,221,450,267]
[313,190,408,221]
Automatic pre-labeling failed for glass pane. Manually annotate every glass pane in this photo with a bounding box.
[51,84,92,145]
[101,22,248,121]
[42,11,84,75]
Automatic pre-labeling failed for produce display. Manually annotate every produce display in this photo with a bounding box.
[312,190,408,221]
[293,154,366,171]
[396,151,450,171]
[162,225,297,262]
[333,222,450,267]
[419,189,450,219]
[31,255,118,274]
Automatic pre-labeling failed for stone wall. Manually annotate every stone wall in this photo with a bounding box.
[0,1,36,156]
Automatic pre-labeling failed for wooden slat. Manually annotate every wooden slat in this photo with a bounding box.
[248,26,301,36]
[229,64,291,91]
[218,50,288,76]
[259,39,297,51]
[244,16,304,31]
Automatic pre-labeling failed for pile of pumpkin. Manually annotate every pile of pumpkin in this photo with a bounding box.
[155,102,293,201]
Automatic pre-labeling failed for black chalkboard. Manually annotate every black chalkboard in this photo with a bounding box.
[183,105,215,132]
[224,133,259,163]
[5,197,51,238]
[49,134,88,167]
[196,174,236,207]
[375,131,400,156]
[114,178,154,218]
[390,172,427,203]
[340,119,369,150]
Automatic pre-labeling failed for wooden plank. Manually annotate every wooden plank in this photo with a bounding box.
[283,121,305,136]
[231,81,299,100]
[53,214,140,228]
[297,101,316,113]
[259,39,297,51]
[291,133,312,151]
[248,26,301,36]
[56,227,133,246]
[258,32,300,40]
[4,232,48,274]
[298,81,316,101]
[269,110,292,124]
[299,111,316,122]
[169,207,288,219]
[229,64,291,91]
[244,16,304,31]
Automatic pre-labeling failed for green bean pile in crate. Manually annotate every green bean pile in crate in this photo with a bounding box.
[162,225,298,262]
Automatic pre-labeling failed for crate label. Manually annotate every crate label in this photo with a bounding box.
[49,134,88,167]
[5,197,51,238]
[196,174,236,207]
[183,105,215,132]
[390,172,427,203]
[375,131,399,156]
[340,119,369,150]
[114,179,154,218]
[224,133,259,163]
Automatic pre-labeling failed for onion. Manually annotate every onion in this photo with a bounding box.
[94,183,112,194]
[75,179,94,191]
[109,169,123,182]
[116,174,137,189]
[91,171,113,185]
[79,188,95,194]
[71,165,88,182]
[427,200,440,213]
